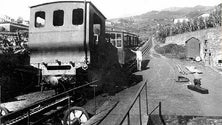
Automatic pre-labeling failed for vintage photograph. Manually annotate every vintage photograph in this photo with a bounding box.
[0,0,221,124]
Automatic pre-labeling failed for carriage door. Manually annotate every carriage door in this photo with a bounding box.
[90,14,102,66]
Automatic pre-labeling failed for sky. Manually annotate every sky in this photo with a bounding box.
[0,0,221,20]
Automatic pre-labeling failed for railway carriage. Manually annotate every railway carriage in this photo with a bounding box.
[105,31,140,70]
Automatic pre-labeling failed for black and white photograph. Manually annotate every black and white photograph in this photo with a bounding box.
[0,0,221,124]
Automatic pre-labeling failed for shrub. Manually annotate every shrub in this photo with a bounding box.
[155,44,186,59]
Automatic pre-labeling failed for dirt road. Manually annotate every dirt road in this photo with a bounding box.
[99,54,222,124]
[98,38,222,124]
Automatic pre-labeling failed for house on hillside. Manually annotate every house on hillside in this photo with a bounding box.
[185,37,201,60]
[199,13,210,18]
[198,13,210,21]
[0,22,28,32]
[173,17,189,24]
[0,15,15,23]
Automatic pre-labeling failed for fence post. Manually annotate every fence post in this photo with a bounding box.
[114,82,147,125]
[27,109,30,125]
[145,81,148,115]
[127,113,130,125]
[139,94,142,125]
[159,102,161,116]
[68,96,71,125]
[90,85,97,113]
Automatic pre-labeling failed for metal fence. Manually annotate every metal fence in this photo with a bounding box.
[114,80,165,125]
[114,81,148,125]
[149,102,165,125]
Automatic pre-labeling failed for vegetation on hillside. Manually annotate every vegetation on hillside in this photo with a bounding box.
[109,3,221,42]
[156,4,221,43]
[155,44,186,59]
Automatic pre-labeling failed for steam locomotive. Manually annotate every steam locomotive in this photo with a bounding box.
[0,1,142,124]
[0,1,140,102]
[28,1,130,95]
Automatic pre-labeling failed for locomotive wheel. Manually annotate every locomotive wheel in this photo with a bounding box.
[0,106,9,116]
[63,107,89,125]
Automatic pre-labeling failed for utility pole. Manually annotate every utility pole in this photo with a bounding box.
[83,0,88,63]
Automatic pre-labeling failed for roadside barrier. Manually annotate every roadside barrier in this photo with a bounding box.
[114,81,148,125]
[114,80,165,125]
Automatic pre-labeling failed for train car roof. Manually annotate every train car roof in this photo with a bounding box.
[106,30,139,37]
[30,1,106,19]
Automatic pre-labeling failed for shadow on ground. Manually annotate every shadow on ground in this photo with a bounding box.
[141,60,150,71]
[129,74,143,86]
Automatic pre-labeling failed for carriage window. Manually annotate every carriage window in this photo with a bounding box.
[124,35,127,41]
[117,34,121,39]
[105,33,110,42]
[131,37,134,45]
[124,35,128,46]
[133,37,136,45]
[53,10,64,26]
[117,40,122,48]
[136,37,138,45]
[129,37,132,45]
[111,39,116,46]
[110,33,115,46]
[35,11,45,28]
[73,8,83,25]
[110,33,115,39]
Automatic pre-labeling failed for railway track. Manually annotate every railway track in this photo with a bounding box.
[0,80,99,125]
[141,38,152,56]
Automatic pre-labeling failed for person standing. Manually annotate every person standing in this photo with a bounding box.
[131,49,142,71]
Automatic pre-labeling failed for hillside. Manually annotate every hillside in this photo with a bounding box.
[108,4,219,40]
[165,27,222,46]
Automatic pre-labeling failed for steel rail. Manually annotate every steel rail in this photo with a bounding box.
[0,80,100,124]
[5,97,70,125]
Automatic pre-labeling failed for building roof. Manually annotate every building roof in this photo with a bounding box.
[106,30,138,37]
[0,22,28,28]
[185,37,200,44]
[30,1,106,19]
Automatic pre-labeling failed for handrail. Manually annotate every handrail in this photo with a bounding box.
[115,81,148,125]
[149,102,165,125]
[149,104,159,115]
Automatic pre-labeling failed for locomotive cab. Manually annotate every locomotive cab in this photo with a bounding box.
[28,1,114,90]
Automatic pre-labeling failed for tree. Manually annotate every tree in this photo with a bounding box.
[17,16,24,24]
[206,14,215,28]
[0,26,6,31]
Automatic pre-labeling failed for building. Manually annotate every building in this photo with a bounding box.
[199,13,210,18]
[0,22,28,32]
[185,37,200,60]
[0,15,15,23]
[173,18,189,24]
